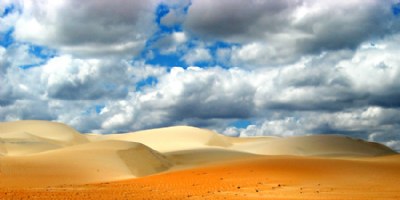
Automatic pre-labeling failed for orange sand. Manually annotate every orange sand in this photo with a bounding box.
[1,155,400,200]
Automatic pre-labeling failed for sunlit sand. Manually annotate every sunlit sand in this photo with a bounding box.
[1,120,399,199]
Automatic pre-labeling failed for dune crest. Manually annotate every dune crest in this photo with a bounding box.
[96,126,233,152]
[93,125,396,157]
[230,134,397,157]
[0,120,88,145]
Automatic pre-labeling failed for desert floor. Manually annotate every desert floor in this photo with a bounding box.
[2,155,400,200]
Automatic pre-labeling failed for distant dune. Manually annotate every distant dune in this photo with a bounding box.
[88,126,233,152]
[0,120,88,145]
[0,120,399,199]
[90,125,396,156]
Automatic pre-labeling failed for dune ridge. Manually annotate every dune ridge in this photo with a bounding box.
[90,126,233,152]
[0,121,88,145]
[90,125,396,156]
[230,134,396,157]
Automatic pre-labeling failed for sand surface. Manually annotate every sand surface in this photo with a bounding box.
[1,155,400,200]
[0,120,399,199]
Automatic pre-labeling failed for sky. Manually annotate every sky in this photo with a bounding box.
[1,0,400,151]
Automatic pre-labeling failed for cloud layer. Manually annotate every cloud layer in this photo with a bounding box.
[1,0,400,151]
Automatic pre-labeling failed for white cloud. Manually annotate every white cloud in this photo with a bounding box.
[13,0,158,58]
[231,42,300,67]
[185,0,397,67]
[182,47,212,65]
[152,32,188,54]
[222,127,241,137]
[0,1,19,33]
[0,44,45,105]
[216,47,231,65]
[2,32,400,137]
[340,34,400,94]
[92,66,256,132]
[0,46,8,72]
[6,44,43,68]
[39,56,132,100]
[172,32,187,44]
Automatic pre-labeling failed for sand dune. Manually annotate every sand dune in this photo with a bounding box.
[0,120,89,156]
[92,126,232,152]
[230,134,396,156]
[0,120,398,199]
[0,120,88,145]
[88,126,396,157]
[0,131,63,156]
[2,122,394,158]
[0,140,172,187]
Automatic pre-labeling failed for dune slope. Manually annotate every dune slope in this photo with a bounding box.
[0,131,63,156]
[0,140,172,187]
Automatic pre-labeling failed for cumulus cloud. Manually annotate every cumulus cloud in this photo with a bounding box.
[182,47,212,65]
[0,1,19,33]
[0,44,44,106]
[0,50,167,129]
[97,67,256,132]
[94,32,400,147]
[0,46,8,73]
[13,0,158,58]
[151,32,188,54]
[26,58,165,100]
[0,99,55,121]
[40,56,133,100]
[185,0,398,67]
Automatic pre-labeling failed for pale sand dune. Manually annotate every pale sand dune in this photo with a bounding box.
[0,120,398,191]
[230,134,396,156]
[90,125,395,156]
[0,140,172,187]
[0,120,88,146]
[95,126,232,152]
[0,120,89,156]
[0,131,63,156]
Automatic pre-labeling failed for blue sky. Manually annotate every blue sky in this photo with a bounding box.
[1,0,400,151]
